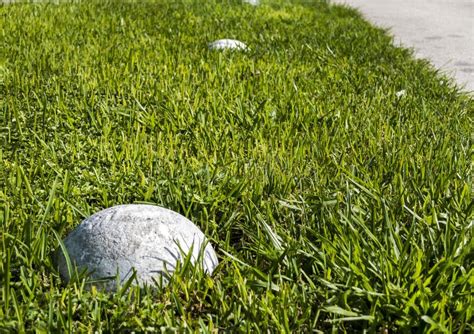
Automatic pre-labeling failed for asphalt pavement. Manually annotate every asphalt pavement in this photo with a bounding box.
[331,0,474,93]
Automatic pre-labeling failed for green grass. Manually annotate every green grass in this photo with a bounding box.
[0,0,473,332]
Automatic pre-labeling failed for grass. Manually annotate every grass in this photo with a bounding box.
[0,0,473,332]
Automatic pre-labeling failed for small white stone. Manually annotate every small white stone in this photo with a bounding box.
[243,0,259,5]
[208,39,248,51]
[57,204,218,291]
[395,89,407,98]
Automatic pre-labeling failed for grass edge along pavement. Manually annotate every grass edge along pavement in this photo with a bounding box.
[0,0,473,332]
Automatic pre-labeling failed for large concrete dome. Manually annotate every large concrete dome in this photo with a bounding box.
[57,204,219,291]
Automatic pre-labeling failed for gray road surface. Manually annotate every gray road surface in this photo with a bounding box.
[331,0,474,93]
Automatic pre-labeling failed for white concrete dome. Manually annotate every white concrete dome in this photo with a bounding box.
[208,39,248,51]
[57,204,218,291]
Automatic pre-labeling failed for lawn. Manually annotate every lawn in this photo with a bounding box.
[0,0,472,332]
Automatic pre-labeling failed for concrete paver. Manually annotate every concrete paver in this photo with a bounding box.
[331,0,474,93]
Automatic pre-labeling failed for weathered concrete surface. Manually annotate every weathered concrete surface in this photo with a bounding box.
[57,204,219,291]
[331,0,474,93]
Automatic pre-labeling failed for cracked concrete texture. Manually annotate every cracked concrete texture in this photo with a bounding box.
[331,0,474,93]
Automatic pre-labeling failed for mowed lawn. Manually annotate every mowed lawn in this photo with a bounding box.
[0,0,472,332]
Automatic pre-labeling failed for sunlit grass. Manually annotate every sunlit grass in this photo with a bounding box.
[0,0,472,332]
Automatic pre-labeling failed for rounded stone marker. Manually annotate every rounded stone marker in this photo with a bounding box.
[243,0,259,5]
[57,204,218,291]
[208,39,248,51]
